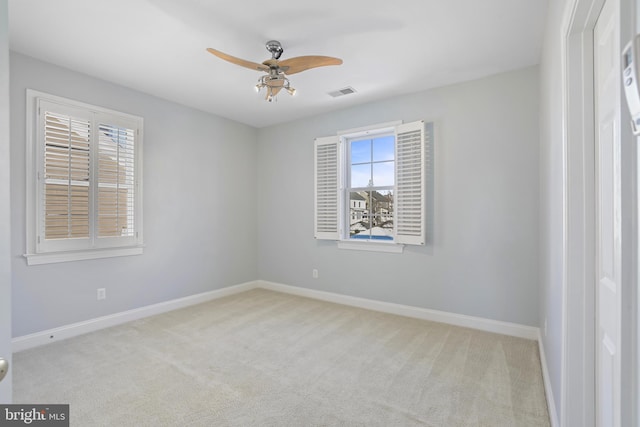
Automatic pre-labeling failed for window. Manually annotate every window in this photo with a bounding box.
[314,120,431,251]
[348,133,394,241]
[25,90,143,265]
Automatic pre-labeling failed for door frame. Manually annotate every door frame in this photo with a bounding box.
[562,1,599,424]
[562,0,638,425]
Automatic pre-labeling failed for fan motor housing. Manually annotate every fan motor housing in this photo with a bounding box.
[265,40,283,59]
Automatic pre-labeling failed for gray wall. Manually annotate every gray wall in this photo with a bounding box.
[10,52,259,337]
[10,52,541,341]
[257,66,540,327]
[620,0,637,423]
[538,0,566,418]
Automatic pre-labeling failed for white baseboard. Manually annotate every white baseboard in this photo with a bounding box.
[13,279,540,353]
[538,329,559,427]
[12,281,259,352]
[258,280,539,340]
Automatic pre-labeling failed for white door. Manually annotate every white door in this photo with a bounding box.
[594,0,622,424]
[0,0,11,403]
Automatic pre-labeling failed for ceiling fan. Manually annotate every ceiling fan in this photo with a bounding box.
[206,40,343,102]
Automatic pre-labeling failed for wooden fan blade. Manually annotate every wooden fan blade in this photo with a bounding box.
[278,56,343,75]
[206,48,270,72]
[262,59,279,68]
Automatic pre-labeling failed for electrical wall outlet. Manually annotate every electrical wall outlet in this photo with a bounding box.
[312,269,318,279]
[97,288,106,300]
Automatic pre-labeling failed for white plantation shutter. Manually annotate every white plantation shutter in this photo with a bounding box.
[394,120,426,245]
[38,102,93,253]
[31,93,143,259]
[43,111,91,240]
[97,122,136,239]
[314,135,340,240]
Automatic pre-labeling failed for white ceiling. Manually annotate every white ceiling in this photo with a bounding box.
[8,0,548,128]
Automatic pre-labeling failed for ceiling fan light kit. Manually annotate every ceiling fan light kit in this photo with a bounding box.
[255,70,295,102]
[206,40,342,102]
[255,77,295,102]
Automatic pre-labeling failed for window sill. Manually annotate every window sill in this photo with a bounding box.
[337,240,404,253]
[24,246,144,265]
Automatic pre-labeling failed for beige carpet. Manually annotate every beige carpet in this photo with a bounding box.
[13,289,549,426]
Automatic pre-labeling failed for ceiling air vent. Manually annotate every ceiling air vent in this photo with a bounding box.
[328,86,356,98]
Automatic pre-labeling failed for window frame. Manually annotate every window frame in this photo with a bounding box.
[343,126,396,243]
[25,90,144,265]
[314,120,429,253]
